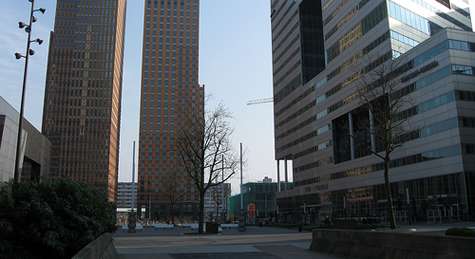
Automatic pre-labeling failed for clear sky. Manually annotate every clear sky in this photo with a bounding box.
[0,0,281,194]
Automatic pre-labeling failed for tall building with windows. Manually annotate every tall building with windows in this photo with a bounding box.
[42,0,127,202]
[271,0,326,191]
[271,0,475,223]
[138,0,203,220]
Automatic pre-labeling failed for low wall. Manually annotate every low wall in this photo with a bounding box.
[72,233,118,259]
[310,229,475,259]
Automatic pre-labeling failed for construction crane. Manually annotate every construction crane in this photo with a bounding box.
[247,97,273,106]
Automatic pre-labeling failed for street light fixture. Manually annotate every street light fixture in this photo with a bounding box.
[14,53,24,60]
[13,0,45,184]
[36,8,46,14]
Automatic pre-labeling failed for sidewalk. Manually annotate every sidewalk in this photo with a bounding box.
[114,227,349,259]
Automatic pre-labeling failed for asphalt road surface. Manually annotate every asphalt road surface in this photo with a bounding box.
[114,227,346,259]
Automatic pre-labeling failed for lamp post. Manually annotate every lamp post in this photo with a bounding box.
[239,142,246,231]
[13,0,45,183]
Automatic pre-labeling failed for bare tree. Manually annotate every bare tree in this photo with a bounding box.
[177,104,239,234]
[354,54,412,229]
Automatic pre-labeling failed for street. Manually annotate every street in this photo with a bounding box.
[114,227,345,259]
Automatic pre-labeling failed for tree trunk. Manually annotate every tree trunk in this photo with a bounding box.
[384,155,397,229]
[198,192,205,234]
[171,205,175,224]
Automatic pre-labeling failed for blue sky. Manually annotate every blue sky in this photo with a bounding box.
[0,0,280,194]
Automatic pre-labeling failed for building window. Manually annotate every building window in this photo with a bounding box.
[388,1,430,35]
[452,64,474,75]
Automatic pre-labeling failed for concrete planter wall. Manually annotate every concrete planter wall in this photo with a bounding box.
[310,229,475,259]
[72,233,118,259]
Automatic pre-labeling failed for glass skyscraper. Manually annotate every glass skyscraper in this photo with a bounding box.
[42,0,127,202]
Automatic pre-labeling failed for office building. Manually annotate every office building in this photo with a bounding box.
[271,0,326,192]
[0,97,51,183]
[138,0,204,219]
[204,183,231,222]
[228,178,293,223]
[117,182,137,209]
[271,0,474,223]
[42,0,127,201]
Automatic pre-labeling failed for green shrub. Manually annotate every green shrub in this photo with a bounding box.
[445,228,475,238]
[0,180,116,259]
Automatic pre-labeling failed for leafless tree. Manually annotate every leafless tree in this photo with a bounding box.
[354,53,413,229]
[177,104,239,234]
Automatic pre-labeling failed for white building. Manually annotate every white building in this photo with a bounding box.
[204,183,231,221]
[0,97,50,183]
[117,182,137,209]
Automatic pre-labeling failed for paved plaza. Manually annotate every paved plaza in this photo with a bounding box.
[113,223,475,258]
[114,227,346,259]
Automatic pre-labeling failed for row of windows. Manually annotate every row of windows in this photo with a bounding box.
[451,4,471,18]
[275,84,313,117]
[388,1,430,35]
[275,116,315,141]
[273,35,300,66]
[293,141,332,167]
[272,9,298,44]
[406,0,472,31]
[273,47,301,77]
[452,64,475,75]
[326,2,387,63]
[271,0,296,28]
[325,31,391,92]
[391,30,420,47]
[323,0,351,26]
[146,0,197,9]
[275,99,314,129]
[396,89,475,122]
[400,63,475,96]
[320,37,475,118]
[395,117,459,144]
[325,54,393,114]
[274,74,301,105]
[276,131,317,153]
[324,0,370,41]
[272,19,300,58]
[396,116,475,147]
[411,38,475,69]
[274,60,301,88]
[330,144,462,180]
[294,176,320,187]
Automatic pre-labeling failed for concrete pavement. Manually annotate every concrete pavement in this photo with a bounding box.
[114,227,347,259]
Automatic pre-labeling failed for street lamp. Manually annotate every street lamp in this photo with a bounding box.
[13,0,45,183]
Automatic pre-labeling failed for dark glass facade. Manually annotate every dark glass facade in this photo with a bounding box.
[228,182,293,223]
[42,0,127,202]
[299,0,325,84]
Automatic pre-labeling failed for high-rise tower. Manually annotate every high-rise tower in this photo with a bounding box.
[42,0,127,202]
[138,0,203,219]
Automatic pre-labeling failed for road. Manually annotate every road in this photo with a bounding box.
[114,227,346,259]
